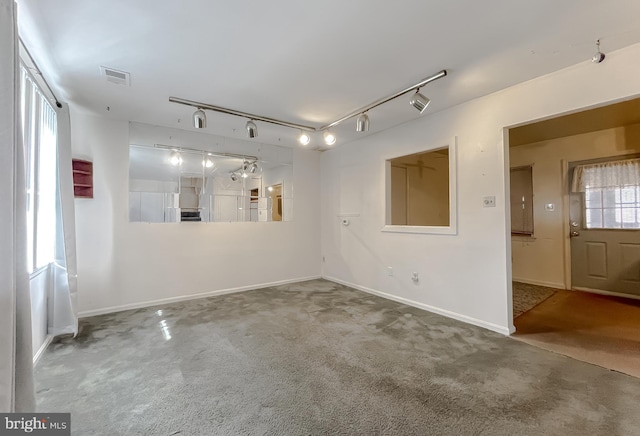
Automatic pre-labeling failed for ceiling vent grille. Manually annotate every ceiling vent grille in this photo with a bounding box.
[100,66,130,86]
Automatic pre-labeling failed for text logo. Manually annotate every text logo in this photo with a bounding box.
[0,414,70,435]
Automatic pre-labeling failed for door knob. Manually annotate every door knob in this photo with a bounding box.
[570,230,580,237]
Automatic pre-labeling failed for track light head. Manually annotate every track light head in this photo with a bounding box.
[230,172,238,182]
[246,120,258,138]
[193,109,206,128]
[249,161,258,173]
[323,131,336,146]
[169,151,183,166]
[356,113,370,132]
[410,89,430,114]
[298,131,311,146]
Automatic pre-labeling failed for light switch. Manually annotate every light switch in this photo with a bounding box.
[545,203,555,212]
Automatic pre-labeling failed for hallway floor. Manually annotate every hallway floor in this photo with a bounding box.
[36,280,640,435]
[514,289,640,378]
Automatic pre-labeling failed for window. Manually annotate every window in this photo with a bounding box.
[572,158,640,230]
[20,65,58,272]
[510,166,533,236]
[384,138,457,235]
[585,187,640,229]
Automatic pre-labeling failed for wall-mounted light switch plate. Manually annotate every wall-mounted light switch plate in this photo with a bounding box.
[387,267,393,276]
[545,203,555,212]
[483,196,496,207]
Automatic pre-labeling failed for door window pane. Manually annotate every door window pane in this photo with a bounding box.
[585,190,602,208]
[586,209,603,228]
[602,189,617,208]
[586,186,640,230]
[602,208,617,228]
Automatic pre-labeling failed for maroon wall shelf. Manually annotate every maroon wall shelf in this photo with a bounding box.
[72,159,93,198]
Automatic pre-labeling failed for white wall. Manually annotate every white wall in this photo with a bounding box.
[70,112,321,315]
[510,123,640,288]
[320,43,640,334]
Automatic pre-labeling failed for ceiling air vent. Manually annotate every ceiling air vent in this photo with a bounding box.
[100,66,130,86]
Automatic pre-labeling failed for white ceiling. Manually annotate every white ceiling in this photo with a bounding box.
[16,0,640,149]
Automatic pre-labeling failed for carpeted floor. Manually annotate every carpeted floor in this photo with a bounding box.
[514,289,640,379]
[512,282,558,319]
[36,280,640,435]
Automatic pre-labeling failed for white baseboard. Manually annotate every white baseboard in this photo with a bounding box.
[78,275,322,318]
[572,286,640,301]
[33,335,53,366]
[512,277,565,289]
[323,275,513,336]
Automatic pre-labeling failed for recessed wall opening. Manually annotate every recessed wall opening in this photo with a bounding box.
[505,96,640,377]
[389,148,450,226]
[383,138,458,235]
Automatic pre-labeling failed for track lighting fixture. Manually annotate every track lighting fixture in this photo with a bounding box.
[170,69,447,145]
[591,39,605,64]
[356,113,370,132]
[298,131,311,146]
[409,89,430,114]
[229,159,259,181]
[246,120,258,138]
[239,160,251,178]
[323,131,336,146]
[169,151,182,166]
[193,109,206,129]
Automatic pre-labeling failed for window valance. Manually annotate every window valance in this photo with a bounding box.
[571,158,640,192]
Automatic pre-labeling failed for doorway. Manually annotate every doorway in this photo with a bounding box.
[266,183,283,222]
[506,96,640,377]
[508,97,640,302]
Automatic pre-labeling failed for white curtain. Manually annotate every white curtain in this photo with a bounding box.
[571,158,640,192]
[50,103,78,337]
[0,0,36,412]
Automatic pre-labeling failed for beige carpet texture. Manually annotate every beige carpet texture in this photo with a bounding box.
[35,280,640,435]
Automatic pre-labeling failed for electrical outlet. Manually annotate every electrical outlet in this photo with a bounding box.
[387,267,393,277]
[483,196,496,207]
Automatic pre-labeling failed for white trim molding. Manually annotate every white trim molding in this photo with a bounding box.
[78,276,322,318]
[323,275,513,336]
[32,335,53,366]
